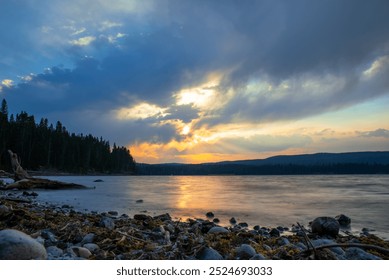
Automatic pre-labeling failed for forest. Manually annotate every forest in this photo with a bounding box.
[0,99,136,174]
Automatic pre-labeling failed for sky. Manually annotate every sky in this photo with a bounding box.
[1,0,389,164]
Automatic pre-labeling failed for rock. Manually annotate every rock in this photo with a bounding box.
[0,204,11,217]
[83,243,100,253]
[236,244,257,259]
[46,246,64,258]
[213,218,220,223]
[99,216,115,230]
[269,228,280,237]
[197,247,223,260]
[238,222,249,228]
[250,253,266,260]
[345,247,381,260]
[93,179,104,182]
[277,237,290,246]
[311,239,345,256]
[0,229,47,260]
[136,199,144,203]
[253,225,261,231]
[71,246,92,259]
[41,229,58,247]
[311,217,340,237]
[108,210,118,216]
[229,217,237,224]
[335,214,351,227]
[154,213,172,221]
[81,233,95,245]
[208,226,229,234]
[206,212,214,219]
[134,214,152,221]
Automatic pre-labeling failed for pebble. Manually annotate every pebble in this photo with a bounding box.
[250,253,267,260]
[235,244,257,259]
[108,211,118,216]
[269,228,280,237]
[83,243,100,253]
[46,246,64,258]
[197,247,223,260]
[0,229,47,260]
[99,216,115,230]
[208,226,229,234]
[311,217,340,237]
[81,233,96,245]
[71,246,92,259]
[229,217,237,224]
[0,204,10,217]
[206,212,214,219]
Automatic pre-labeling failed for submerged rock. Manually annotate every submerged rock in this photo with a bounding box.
[0,229,47,260]
[311,217,340,237]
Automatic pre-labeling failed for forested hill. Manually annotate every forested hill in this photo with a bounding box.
[0,99,136,174]
[137,151,389,175]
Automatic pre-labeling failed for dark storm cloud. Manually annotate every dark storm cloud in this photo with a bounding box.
[2,0,389,146]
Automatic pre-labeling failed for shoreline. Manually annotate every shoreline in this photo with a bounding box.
[1,191,389,260]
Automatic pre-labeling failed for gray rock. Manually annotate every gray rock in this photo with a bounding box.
[208,226,229,234]
[83,243,100,253]
[236,244,257,259]
[311,217,340,237]
[0,229,47,260]
[46,246,64,258]
[99,216,115,230]
[229,217,237,224]
[345,247,381,260]
[108,210,118,216]
[81,233,96,245]
[41,229,57,246]
[0,204,11,217]
[277,237,290,246]
[71,246,92,259]
[335,214,351,227]
[311,239,345,256]
[197,247,223,260]
[250,253,267,260]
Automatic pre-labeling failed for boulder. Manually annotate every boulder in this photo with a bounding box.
[311,217,340,237]
[0,229,47,260]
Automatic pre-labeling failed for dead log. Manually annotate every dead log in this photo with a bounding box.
[0,150,88,190]
[8,150,31,181]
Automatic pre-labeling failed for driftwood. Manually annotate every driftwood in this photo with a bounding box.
[0,150,87,190]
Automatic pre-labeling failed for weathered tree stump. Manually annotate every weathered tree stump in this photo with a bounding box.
[0,150,87,190]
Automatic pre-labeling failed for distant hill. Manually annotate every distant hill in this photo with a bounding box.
[136,151,389,175]
[217,151,389,166]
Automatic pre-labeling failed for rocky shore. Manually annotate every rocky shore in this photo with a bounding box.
[1,191,388,260]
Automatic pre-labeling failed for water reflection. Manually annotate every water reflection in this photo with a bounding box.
[36,175,389,239]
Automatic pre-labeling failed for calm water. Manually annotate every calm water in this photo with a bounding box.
[36,175,389,239]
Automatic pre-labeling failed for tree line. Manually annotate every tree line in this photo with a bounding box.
[0,99,136,174]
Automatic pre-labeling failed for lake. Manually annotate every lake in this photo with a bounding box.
[36,175,389,239]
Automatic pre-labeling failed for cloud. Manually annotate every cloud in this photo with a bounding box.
[357,129,389,139]
[1,0,389,162]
